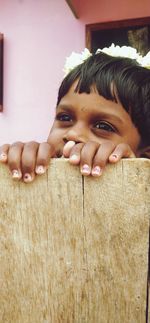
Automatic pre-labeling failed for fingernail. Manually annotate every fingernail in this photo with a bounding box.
[12,169,21,179]
[81,164,91,175]
[91,166,102,176]
[64,141,75,150]
[35,165,46,175]
[23,173,33,183]
[0,153,7,161]
[63,141,76,157]
[69,154,79,162]
[110,154,118,161]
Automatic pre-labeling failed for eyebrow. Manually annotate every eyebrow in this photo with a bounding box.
[57,104,124,125]
[56,104,76,117]
[57,104,74,111]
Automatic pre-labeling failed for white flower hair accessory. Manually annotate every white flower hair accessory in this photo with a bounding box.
[64,43,150,76]
[96,43,140,59]
[137,51,150,69]
[64,48,92,76]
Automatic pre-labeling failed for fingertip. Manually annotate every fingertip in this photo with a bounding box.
[23,173,35,183]
[69,154,80,165]
[109,154,120,163]
[91,166,103,177]
[63,141,76,157]
[12,169,22,181]
[35,165,47,175]
[0,152,8,163]
[0,144,10,162]
[80,164,91,176]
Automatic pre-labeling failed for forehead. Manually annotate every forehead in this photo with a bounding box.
[58,81,125,119]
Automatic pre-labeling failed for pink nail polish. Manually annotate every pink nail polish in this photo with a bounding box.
[110,154,119,162]
[12,169,21,179]
[23,173,32,182]
[81,164,90,175]
[0,153,7,161]
[35,165,45,174]
[92,166,102,176]
[69,154,80,165]
[111,154,118,159]
[69,154,79,162]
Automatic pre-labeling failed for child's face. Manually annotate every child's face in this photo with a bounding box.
[47,82,141,157]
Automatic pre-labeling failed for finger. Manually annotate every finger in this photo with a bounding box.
[21,141,39,183]
[79,141,99,176]
[0,144,10,162]
[63,141,76,158]
[35,142,55,175]
[91,141,116,177]
[68,142,85,165]
[109,143,135,163]
[7,142,24,180]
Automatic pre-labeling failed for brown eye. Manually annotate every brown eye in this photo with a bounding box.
[94,121,116,132]
[56,113,73,122]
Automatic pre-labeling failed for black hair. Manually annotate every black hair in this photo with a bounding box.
[57,52,150,147]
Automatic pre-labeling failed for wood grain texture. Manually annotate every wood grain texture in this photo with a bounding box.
[84,159,150,323]
[0,158,149,323]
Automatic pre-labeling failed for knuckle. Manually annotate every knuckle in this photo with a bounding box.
[117,143,130,152]
[94,157,106,168]
[102,141,115,150]
[22,154,34,166]
[8,160,19,170]
[44,142,55,153]
[82,141,97,153]
[41,141,49,147]
[23,165,32,172]
[0,143,9,149]
[38,157,48,165]
[22,157,35,170]
[72,142,84,153]
[25,141,38,149]
[11,141,23,148]
[87,141,99,149]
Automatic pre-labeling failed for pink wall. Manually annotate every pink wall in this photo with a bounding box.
[72,0,150,24]
[0,0,149,144]
[0,0,84,143]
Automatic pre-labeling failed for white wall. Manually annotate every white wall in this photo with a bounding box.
[0,0,84,143]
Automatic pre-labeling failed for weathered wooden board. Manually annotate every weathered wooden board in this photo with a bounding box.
[84,159,150,323]
[0,159,149,323]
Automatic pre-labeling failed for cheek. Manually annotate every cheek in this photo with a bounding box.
[47,128,65,146]
[125,128,141,152]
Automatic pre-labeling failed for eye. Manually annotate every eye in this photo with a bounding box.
[56,113,73,122]
[94,121,116,132]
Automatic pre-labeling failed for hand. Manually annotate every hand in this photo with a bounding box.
[0,141,55,183]
[63,140,135,177]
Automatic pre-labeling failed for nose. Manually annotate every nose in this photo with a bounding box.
[63,124,87,144]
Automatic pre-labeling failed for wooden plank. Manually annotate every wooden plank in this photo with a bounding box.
[0,158,149,323]
[148,246,150,323]
[0,160,84,323]
[148,273,150,323]
[84,159,150,323]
